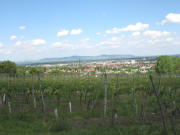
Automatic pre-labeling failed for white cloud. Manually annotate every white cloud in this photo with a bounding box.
[143,30,170,38]
[6,50,12,55]
[20,35,25,40]
[160,13,180,25]
[51,40,74,49]
[0,42,3,48]
[166,37,173,42]
[31,39,46,45]
[10,35,17,41]
[83,38,90,41]
[52,42,62,47]
[121,22,149,32]
[14,38,46,47]
[132,32,141,37]
[57,30,69,37]
[97,37,122,49]
[70,29,83,35]
[105,28,119,34]
[19,26,26,30]
[96,32,101,35]
[57,29,83,37]
[105,22,149,34]
[78,38,91,46]
[15,41,22,46]
[111,37,119,41]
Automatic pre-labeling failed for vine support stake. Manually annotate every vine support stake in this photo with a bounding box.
[112,73,119,125]
[32,74,37,109]
[8,102,12,113]
[54,108,59,120]
[69,101,72,113]
[104,72,107,118]
[38,73,45,113]
[149,74,168,135]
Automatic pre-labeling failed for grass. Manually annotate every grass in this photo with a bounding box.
[0,110,178,135]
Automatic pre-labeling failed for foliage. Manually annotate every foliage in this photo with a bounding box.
[29,67,45,74]
[0,61,17,74]
[155,56,180,74]
[155,56,174,73]
[0,73,180,134]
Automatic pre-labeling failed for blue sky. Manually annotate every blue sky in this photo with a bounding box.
[0,0,180,61]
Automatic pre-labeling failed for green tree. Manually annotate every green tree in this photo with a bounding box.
[17,66,26,74]
[0,61,17,74]
[172,57,180,73]
[29,67,38,74]
[155,56,174,73]
[29,67,44,74]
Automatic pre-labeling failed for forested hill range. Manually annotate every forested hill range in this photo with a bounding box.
[17,54,180,66]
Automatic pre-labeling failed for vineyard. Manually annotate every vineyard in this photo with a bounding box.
[0,73,180,135]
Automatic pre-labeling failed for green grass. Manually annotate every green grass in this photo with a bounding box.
[0,111,179,135]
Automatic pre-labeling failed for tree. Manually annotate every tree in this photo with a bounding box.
[29,67,44,74]
[0,61,17,74]
[17,66,26,74]
[172,57,180,73]
[155,56,174,74]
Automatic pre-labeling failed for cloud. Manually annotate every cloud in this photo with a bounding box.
[121,22,149,32]
[70,29,83,35]
[52,42,62,47]
[57,29,83,37]
[80,37,90,41]
[14,38,46,47]
[5,50,12,55]
[97,37,122,49]
[15,41,22,46]
[143,30,170,38]
[31,39,46,45]
[19,26,26,30]
[111,37,119,41]
[78,38,91,45]
[160,13,180,25]
[106,22,149,34]
[166,37,173,42]
[96,32,101,35]
[20,35,25,40]
[132,32,141,37]
[57,30,69,37]
[52,41,74,49]
[0,42,3,48]
[96,30,179,51]
[10,35,17,41]
[106,28,119,34]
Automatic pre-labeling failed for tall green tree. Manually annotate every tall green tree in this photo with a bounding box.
[172,57,180,73]
[155,56,174,74]
[0,61,17,74]
[29,67,45,74]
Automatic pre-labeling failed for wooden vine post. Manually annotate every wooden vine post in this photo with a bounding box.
[104,72,107,118]
[38,73,45,113]
[32,74,37,108]
[132,75,138,115]
[149,75,168,135]
[23,73,29,104]
[112,73,119,125]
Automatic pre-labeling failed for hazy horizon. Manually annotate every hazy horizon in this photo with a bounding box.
[0,0,180,61]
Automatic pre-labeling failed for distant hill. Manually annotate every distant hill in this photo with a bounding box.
[17,54,180,66]
[17,54,135,65]
[40,54,135,62]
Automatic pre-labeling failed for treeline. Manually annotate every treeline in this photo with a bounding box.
[156,56,180,74]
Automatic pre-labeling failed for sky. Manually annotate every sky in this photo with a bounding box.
[0,0,180,61]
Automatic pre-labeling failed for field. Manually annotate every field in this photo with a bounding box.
[0,73,180,135]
